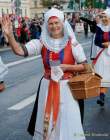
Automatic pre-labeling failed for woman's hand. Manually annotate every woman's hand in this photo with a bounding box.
[1,15,13,37]
[60,64,85,72]
[102,42,110,48]
[60,64,70,72]
[60,64,68,72]
[0,15,24,56]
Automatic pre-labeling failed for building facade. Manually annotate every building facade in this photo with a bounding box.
[0,0,12,15]
[0,0,71,18]
[30,0,70,18]
[30,0,44,18]
[0,0,31,17]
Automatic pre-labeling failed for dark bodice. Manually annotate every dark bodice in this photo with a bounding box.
[95,26,110,48]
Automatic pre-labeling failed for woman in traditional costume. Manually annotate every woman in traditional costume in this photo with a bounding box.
[93,7,110,106]
[80,13,101,59]
[1,8,86,140]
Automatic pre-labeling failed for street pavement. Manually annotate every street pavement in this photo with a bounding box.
[0,33,110,140]
[84,90,110,140]
[0,59,43,140]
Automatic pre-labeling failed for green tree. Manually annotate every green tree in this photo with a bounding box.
[84,0,92,7]
[84,0,106,8]
[93,0,106,9]
[68,0,75,9]
[42,0,52,7]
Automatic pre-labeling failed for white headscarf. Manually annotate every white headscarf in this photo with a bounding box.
[102,7,110,56]
[103,7,110,18]
[41,8,78,53]
[99,7,110,32]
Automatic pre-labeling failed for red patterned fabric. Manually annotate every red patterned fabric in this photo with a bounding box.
[41,39,75,72]
[103,32,109,42]
[49,52,59,61]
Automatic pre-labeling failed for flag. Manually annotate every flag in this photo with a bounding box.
[93,0,106,9]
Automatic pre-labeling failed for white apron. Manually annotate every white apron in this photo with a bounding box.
[94,47,110,87]
[33,78,86,140]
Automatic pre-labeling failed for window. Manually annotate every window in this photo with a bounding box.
[25,9,27,16]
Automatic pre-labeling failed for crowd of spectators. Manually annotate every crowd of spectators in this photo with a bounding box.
[0,15,43,47]
[0,7,105,47]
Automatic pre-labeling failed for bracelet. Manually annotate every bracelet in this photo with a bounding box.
[21,45,28,57]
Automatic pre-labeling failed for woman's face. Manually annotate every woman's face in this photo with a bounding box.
[48,17,63,38]
[101,13,109,26]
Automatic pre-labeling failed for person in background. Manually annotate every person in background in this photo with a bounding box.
[29,19,38,39]
[80,14,101,34]
[83,21,88,38]
[93,8,110,106]
[71,13,76,32]
[80,14,101,59]
[35,23,42,39]
[20,22,29,44]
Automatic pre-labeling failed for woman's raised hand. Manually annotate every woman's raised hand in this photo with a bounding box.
[0,15,25,57]
[1,15,13,37]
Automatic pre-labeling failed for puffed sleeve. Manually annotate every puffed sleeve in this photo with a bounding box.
[72,44,87,63]
[25,39,42,56]
[94,26,103,48]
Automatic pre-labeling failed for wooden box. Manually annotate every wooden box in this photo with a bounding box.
[68,73,102,99]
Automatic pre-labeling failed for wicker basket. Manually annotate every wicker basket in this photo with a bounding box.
[68,65,102,99]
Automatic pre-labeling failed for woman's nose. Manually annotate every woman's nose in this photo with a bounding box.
[52,23,57,28]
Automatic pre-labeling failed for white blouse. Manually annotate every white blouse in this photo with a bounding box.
[25,39,86,63]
